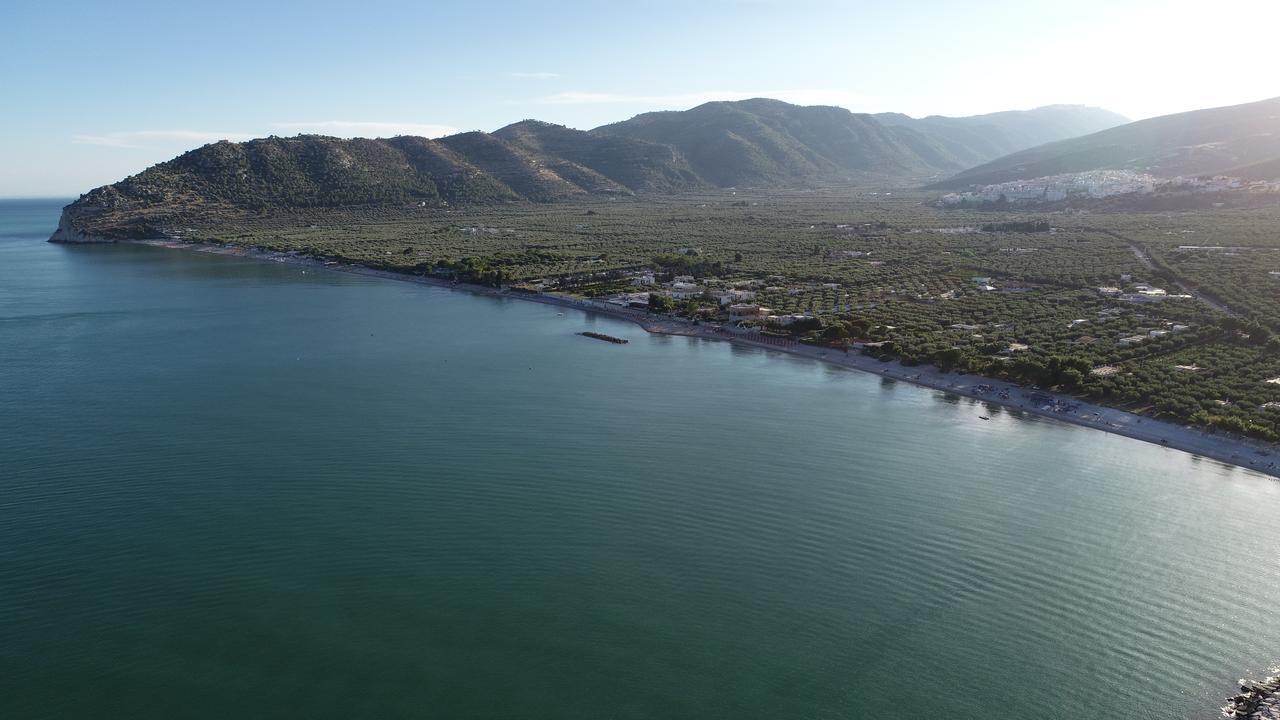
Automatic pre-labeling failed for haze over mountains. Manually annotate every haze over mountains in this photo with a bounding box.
[61,101,1123,223]
[936,95,1280,188]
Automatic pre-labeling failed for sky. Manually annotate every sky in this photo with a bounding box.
[3,0,1279,197]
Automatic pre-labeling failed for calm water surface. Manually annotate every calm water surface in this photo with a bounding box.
[1,199,1277,719]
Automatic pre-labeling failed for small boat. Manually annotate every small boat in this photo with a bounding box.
[978,415,991,420]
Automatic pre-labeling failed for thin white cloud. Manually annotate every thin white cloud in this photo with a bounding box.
[509,71,561,80]
[536,89,872,109]
[272,121,459,138]
[71,130,256,148]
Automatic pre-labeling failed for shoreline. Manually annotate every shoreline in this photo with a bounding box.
[92,238,1280,479]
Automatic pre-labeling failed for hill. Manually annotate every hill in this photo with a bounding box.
[593,99,1127,186]
[934,96,1280,188]
[51,130,703,240]
[494,120,704,193]
[592,98,935,185]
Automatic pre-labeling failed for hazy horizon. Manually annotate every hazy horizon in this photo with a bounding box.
[4,0,1279,197]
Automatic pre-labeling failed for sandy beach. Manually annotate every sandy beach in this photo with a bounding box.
[124,239,1280,480]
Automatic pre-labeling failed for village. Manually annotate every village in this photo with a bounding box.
[939,170,1280,207]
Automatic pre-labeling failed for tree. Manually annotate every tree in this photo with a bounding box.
[648,294,675,313]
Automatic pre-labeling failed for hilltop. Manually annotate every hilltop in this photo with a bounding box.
[933,96,1280,188]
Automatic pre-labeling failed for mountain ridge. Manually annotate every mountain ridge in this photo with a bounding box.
[52,99,1127,240]
[932,95,1280,188]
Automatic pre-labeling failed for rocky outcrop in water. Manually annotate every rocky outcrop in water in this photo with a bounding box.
[1222,668,1280,718]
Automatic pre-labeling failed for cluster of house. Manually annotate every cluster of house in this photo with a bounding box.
[1116,323,1190,346]
[605,270,834,327]
[1068,304,1190,348]
[1096,281,1192,303]
[938,171,1280,207]
[938,171,1159,206]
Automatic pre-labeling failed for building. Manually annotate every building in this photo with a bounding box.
[728,304,772,321]
[769,313,812,326]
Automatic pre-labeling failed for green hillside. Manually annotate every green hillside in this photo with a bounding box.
[592,98,938,185]
[494,120,704,193]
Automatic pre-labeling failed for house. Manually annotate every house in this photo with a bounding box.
[607,292,651,308]
[729,304,772,320]
[1118,335,1146,346]
[770,313,811,326]
[668,283,702,300]
[712,289,756,306]
[631,273,656,286]
[1097,286,1122,295]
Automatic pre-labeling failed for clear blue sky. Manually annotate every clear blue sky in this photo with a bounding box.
[4,0,1277,197]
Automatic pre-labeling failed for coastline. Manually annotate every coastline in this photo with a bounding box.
[86,238,1280,479]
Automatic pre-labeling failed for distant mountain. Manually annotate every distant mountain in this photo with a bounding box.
[592,98,934,185]
[873,105,1129,170]
[934,96,1280,188]
[591,99,1125,186]
[52,98,1129,241]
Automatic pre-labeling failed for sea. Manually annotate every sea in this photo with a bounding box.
[1,198,1277,719]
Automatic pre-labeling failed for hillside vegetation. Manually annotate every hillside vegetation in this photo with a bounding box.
[593,98,1124,185]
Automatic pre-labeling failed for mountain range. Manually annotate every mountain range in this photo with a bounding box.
[54,96,1280,241]
[935,95,1280,188]
[56,101,1123,233]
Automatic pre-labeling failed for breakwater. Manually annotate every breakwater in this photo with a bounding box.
[579,331,628,344]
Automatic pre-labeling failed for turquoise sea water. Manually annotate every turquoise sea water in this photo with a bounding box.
[1,198,1277,719]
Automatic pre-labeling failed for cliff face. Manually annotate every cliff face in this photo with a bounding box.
[48,183,180,243]
[48,206,106,243]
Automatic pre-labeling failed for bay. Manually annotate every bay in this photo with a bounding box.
[1,199,1277,719]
